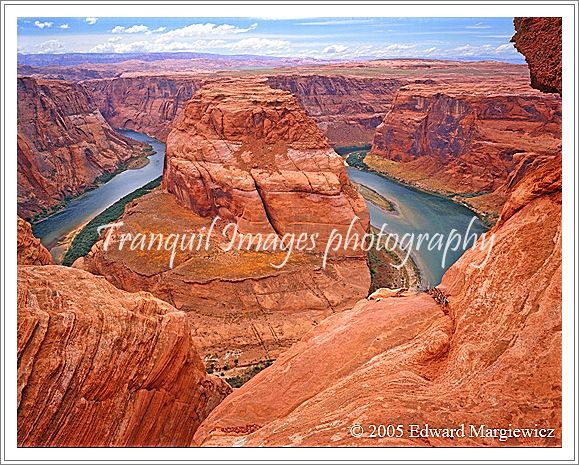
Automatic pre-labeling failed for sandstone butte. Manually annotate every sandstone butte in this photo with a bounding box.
[194,18,562,447]
[368,70,561,219]
[17,214,232,446]
[17,77,146,220]
[79,79,371,372]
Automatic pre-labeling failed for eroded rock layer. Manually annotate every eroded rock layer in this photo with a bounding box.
[84,76,204,140]
[369,80,561,217]
[18,265,231,447]
[266,75,405,145]
[194,153,562,447]
[80,79,370,372]
[17,77,145,219]
[17,216,52,265]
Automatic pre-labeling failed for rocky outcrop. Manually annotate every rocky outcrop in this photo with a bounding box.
[80,79,370,373]
[83,76,204,140]
[17,77,145,220]
[194,151,562,448]
[17,216,52,265]
[369,80,561,216]
[18,265,231,446]
[512,18,562,95]
[267,75,405,145]
[194,22,563,448]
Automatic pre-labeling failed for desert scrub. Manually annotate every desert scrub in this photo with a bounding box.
[62,176,162,266]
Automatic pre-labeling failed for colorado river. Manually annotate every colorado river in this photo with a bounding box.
[33,130,165,250]
[347,166,488,287]
[33,130,486,286]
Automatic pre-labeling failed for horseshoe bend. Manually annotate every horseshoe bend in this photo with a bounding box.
[14,15,564,450]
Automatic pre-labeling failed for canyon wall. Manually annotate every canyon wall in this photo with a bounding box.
[266,75,405,145]
[195,18,562,447]
[79,79,370,374]
[369,80,561,217]
[82,74,403,145]
[17,77,145,220]
[83,76,204,140]
[18,265,231,446]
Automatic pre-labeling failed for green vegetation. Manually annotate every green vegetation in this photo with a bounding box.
[333,144,372,156]
[345,149,370,169]
[61,176,162,266]
[225,360,274,388]
[30,197,71,224]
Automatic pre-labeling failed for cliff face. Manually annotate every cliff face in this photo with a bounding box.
[512,18,562,95]
[267,75,405,145]
[80,79,370,373]
[82,74,403,145]
[369,81,561,216]
[18,265,231,446]
[194,20,562,447]
[17,216,52,265]
[84,76,204,140]
[17,77,144,220]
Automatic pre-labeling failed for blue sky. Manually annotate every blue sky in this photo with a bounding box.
[17,17,524,62]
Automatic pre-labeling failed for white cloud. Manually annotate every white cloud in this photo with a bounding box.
[465,22,491,30]
[38,39,64,53]
[322,44,348,54]
[229,37,290,52]
[85,17,98,25]
[111,26,126,33]
[34,21,53,29]
[89,38,228,53]
[158,22,257,41]
[423,47,437,54]
[125,24,149,34]
[496,43,514,53]
[108,37,122,43]
[59,23,69,29]
[152,26,166,33]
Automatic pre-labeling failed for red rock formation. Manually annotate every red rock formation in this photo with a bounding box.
[83,76,204,140]
[369,79,561,217]
[194,152,562,448]
[194,20,563,448]
[18,265,231,446]
[80,79,370,373]
[266,75,405,144]
[17,77,145,220]
[512,18,562,95]
[17,216,52,265]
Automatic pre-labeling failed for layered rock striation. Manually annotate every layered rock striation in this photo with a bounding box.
[17,77,145,220]
[368,79,561,217]
[18,265,231,446]
[266,75,405,145]
[84,76,204,140]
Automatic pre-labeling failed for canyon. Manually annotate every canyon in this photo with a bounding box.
[15,16,562,449]
[17,77,147,220]
[78,79,370,373]
[191,17,562,447]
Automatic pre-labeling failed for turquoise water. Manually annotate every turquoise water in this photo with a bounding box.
[33,130,165,250]
[347,167,488,287]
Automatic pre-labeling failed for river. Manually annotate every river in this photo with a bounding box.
[347,166,488,287]
[33,130,165,251]
[33,130,486,286]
